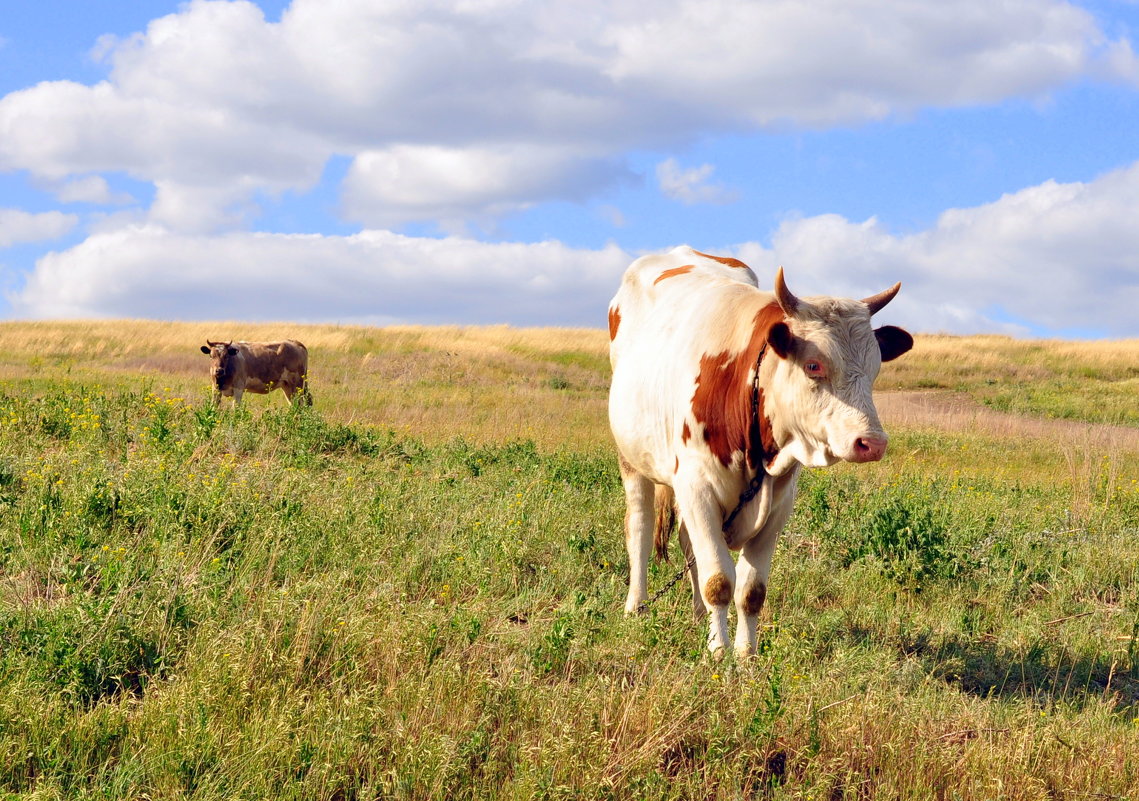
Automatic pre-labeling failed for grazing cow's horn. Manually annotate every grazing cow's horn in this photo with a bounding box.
[773,266,800,316]
[862,282,902,315]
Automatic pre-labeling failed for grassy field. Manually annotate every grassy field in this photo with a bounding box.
[0,321,1137,799]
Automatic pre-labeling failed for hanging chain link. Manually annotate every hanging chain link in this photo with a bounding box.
[635,552,696,614]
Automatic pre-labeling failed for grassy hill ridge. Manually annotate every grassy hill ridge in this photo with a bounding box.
[1,321,1136,443]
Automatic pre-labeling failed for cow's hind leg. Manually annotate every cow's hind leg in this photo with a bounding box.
[620,457,655,615]
[676,521,706,623]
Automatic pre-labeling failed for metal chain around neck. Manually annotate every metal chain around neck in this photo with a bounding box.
[721,344,767,534]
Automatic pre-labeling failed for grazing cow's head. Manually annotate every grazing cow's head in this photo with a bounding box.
[763,269,912,470]
[200,341,239,390]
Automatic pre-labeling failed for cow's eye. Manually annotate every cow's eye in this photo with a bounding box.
[804,361,826,379]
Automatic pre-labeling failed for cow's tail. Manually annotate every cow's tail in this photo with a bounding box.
[653,484,677,562]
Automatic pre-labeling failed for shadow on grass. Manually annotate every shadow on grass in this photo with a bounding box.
[895,627,1139,711]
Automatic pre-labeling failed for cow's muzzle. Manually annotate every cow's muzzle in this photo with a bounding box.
[848,436,887,463]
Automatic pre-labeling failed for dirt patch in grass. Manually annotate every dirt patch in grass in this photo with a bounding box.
[877,391,1139,453]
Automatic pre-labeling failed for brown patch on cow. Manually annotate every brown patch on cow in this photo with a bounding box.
[681,421,691,444]
[741,582,767,616]
[693,250,750,270]
[617,452,637,479]
[703,572,732,607]
[654,264,696,285]
[608,306,621,340]
[674,455,679,473]
[690,303,785,468]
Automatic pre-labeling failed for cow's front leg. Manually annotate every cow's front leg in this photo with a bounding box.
[232,387,244,407]
[733,527,779,658]
[620,460,655,615]
[733,471,798,657]
[674,483,734,656]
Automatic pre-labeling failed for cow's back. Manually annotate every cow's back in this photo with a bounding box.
[611,247,758,351]
[240,340,307,380]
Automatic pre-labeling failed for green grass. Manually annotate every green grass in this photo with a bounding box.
[0,380,1138,799]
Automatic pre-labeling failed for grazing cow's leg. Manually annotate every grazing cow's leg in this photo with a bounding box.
[282,382,296,403]
[232,386,244,407]
[673,480,734,655]
[676,522,706,622]
[620,459,655,615]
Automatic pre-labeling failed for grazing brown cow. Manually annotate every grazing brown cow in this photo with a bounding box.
[200,339,311,406]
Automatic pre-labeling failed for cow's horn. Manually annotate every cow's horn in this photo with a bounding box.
[773,266,800,316]
[862,282,902,315]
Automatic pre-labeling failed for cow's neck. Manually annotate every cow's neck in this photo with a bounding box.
[690,301,783,474]
[747,344,780,473]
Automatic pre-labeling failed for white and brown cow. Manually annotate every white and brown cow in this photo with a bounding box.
[608,246,912,657]
[200,339,311,406]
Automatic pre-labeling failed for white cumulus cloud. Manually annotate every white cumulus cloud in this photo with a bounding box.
[54,176,135,205]
[656,158,737,205]
[342,145,633,230]
[739,162,1139,337]
[10,226,632,326]
[0,209,78,248]
[0,0,1129,230]
[10,160,1139,336]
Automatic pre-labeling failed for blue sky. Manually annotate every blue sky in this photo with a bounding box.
[2,0,1139,337]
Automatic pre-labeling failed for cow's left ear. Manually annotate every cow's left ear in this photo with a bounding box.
[767,321,796,359]
[226,346,238,356]
[875,325,913,362]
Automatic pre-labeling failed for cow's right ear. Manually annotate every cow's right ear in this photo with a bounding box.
[200,345,211,355]
[767,321,795,359]
[875,325,913,362]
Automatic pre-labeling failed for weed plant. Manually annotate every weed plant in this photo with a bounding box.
[0,384,1137,799]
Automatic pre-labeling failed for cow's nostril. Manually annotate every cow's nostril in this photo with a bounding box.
[853,436,887,461]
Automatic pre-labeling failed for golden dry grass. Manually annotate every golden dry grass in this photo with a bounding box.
[0,320,1134,452]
